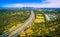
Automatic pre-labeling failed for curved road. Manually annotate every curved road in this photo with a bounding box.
[0,10,35,37]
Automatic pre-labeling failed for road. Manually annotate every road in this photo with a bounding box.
[44,14,50,21]
[44,14,57,21]
[0,10,35,37]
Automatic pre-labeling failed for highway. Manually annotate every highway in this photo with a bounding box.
[0,10,35,37]
[44,14,57,21]
[44,14,50,21]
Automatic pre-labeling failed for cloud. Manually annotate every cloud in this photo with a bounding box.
[3,0,60,8]
[41,0,60,8]
[36,0,60,8]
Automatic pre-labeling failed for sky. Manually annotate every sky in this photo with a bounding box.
[0,0,60,8]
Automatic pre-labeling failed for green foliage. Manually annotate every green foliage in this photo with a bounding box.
[0,9,30,35]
